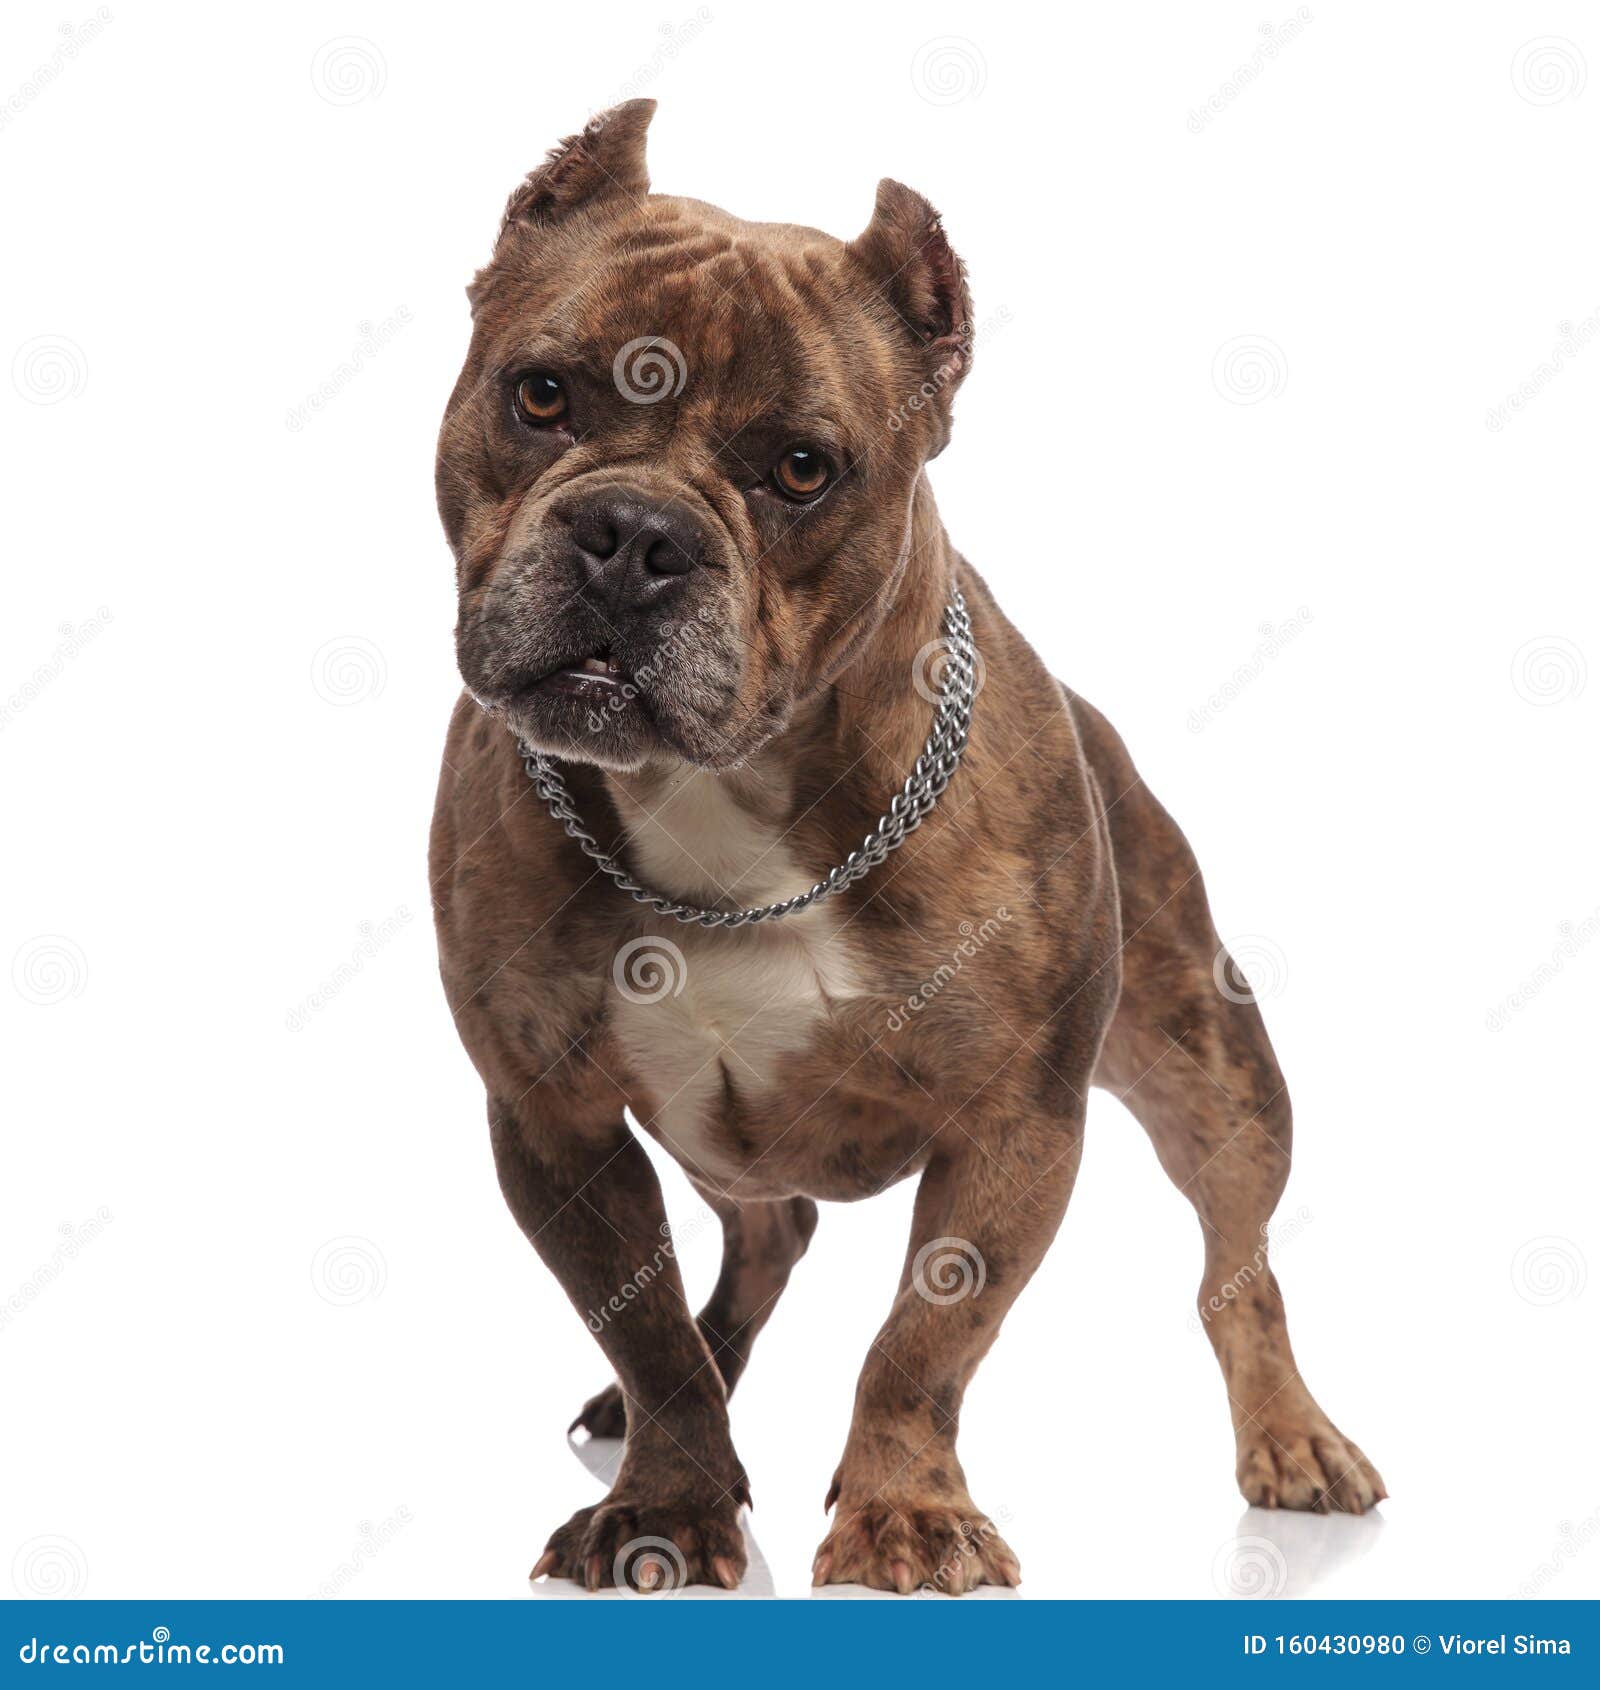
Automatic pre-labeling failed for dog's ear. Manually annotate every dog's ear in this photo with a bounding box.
[499,98,655,237]
[847,179,974,416]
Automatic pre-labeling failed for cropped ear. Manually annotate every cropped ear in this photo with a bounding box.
[847,179,974,398]
[498,98,655,238]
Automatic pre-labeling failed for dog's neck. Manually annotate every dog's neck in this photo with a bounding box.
[601,482,958,910]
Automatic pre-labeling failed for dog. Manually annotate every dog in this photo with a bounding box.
[430,99,1384,1594]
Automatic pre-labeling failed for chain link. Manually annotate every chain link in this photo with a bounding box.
[516,589,977,929]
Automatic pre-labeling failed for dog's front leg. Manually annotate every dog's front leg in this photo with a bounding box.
[813,1115,1085,1594]
[490,1100,748,1591]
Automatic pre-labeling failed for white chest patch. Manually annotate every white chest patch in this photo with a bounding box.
[603,767,862,1179]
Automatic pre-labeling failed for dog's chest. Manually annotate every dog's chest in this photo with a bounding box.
[602,769,864,1179]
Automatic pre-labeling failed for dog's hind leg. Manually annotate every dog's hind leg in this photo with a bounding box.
[1073,691,1386,1514]
[570,1188,818,1438]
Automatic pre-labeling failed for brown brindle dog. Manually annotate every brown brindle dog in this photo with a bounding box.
[430,100,1385,1595]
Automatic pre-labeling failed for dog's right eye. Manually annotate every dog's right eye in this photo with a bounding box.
[513,372,568,426]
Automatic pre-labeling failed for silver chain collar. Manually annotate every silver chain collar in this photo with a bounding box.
[516,589,977,929]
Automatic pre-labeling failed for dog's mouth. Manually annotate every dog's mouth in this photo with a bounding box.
[527,647,633,701]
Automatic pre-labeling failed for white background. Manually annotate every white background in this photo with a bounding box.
[3,0,1596,1603]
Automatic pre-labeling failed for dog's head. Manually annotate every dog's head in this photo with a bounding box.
[436,100,973,772]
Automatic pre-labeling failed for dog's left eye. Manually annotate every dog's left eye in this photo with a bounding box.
[772,446,835,502]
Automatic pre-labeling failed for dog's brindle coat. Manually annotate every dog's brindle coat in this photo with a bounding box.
[431,101,1384,1594]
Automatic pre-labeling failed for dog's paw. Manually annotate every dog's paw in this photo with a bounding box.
[531,1490,747,1591]
[568,1382,627,1440]
[812,1495,1019,1595]
[1237,1406,1386,1514]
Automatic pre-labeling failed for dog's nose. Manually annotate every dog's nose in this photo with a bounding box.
[568,490,701,612]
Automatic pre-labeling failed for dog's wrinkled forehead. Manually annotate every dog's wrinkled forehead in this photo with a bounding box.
[494,208,883,455]
[465,99,973,459]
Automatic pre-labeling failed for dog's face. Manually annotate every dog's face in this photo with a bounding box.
[436,101,972,772]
